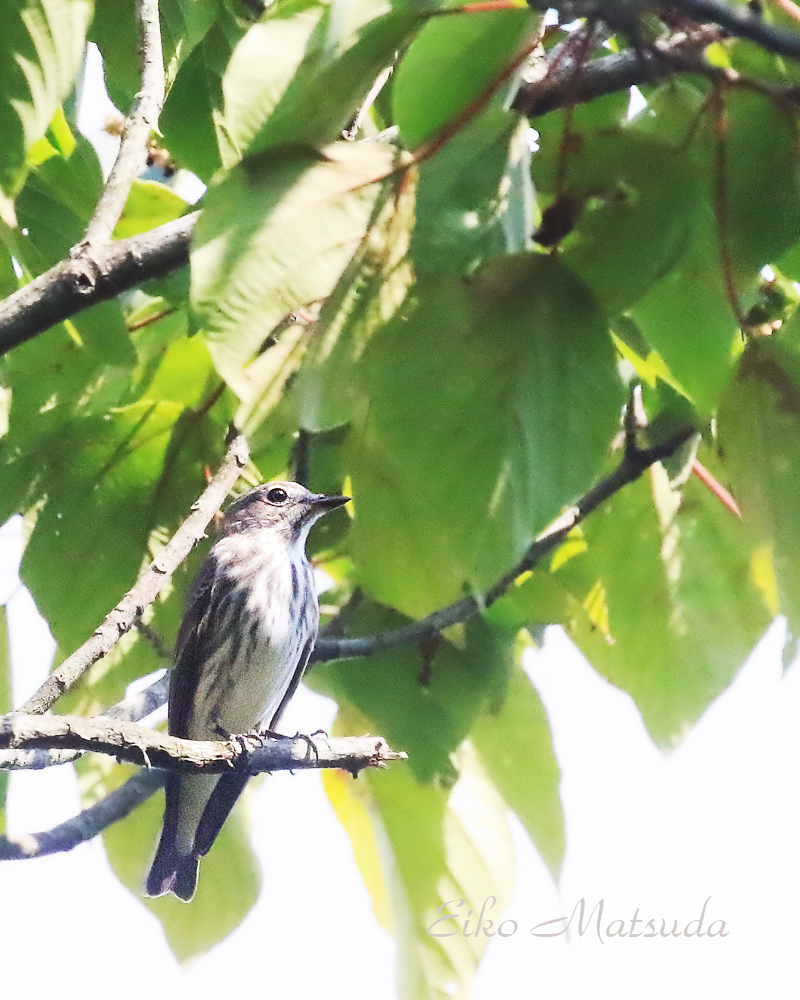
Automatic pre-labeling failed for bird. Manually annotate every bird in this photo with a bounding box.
[145,479,349,901]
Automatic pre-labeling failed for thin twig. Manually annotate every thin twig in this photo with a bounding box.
[133,617,173,662]
[773,0,800,27]
[16,430,249,716]
[710,86,747,328]
[0,769,164,861]
[78,0,165,249]
[311,425,695,663]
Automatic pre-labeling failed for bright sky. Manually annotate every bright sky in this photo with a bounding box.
[2,509,800,998]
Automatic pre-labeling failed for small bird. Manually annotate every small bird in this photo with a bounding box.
[146,480,349,901]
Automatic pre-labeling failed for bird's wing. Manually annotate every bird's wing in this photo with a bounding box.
[148,553,232,899]
[167,553,228,737]
[268,632,315,729]
[193,633,316,859]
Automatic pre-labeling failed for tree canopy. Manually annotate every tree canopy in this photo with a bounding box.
[1,0,800,994]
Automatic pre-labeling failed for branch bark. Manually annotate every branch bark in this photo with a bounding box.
[671,0,800,62]
[513,27,722,117]
[16,429,249,716]
[0,718,405,861]
[530,0,800,63]
[78,0,165,249]
[0,769,164,861]
[0,713,405,775]
[0,212,197,357]
[0,670,171,770]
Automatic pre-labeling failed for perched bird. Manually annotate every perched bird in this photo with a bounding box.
[146,480,349,901]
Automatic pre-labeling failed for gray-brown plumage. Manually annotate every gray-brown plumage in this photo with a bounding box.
[146,480,348,901]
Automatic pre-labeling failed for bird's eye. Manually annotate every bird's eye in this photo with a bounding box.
[266,487,289,504]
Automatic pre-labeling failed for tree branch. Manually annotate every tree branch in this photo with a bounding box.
[78,0,165,249]
[529,0,800,62]
[16,429,249,716]
[670,0,800,62]
[0,718,404,861]
[311,425,695,663]
[513,27,722,117]
[0,713,405,775]
[0,211,197,357]
[0,769,164,861]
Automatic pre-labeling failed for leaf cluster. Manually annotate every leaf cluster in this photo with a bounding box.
[1,0,800,993]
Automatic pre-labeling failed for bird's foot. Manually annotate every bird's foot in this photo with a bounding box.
[214,723,263,757]
[292,730,326,762]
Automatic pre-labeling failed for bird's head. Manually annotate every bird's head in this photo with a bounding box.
[221,480,349,543]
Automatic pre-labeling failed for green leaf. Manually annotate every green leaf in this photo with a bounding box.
[19,400,182,651]
[191,141,393,398]
[392,9,536,149]
[140,329,216,408]
[13,391,230,665]
[724,90,800,273]
[88,0,138,108]
[556,463,772,744]
[485,570,572,633]
[16,127,104,269]
[114,179,188,239]
[327,708,516,1000]
[313,604,515,783]
[533,129,699,316]
[158,20,236,182]
[629,87,800,411]
[98,763,261,962]
[71,299,136,369]
[411,108,533,277]
[222,0,419,160]
[630,206,738,412]
[718,338,800,633]
[0,0,92,192]
[93,0,222,111]
[348,253,624,618]
[160,0,222,83]
[216,0,322,163]
[292,173,415,430]
[471,654,564,877]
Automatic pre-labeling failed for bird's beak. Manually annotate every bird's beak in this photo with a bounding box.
[314,493,350,509]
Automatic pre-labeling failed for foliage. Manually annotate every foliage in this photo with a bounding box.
[1,0,800,996]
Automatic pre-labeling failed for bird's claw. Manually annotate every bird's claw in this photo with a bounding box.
[293,731,320,762]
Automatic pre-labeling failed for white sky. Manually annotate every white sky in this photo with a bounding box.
[2,510,800,998]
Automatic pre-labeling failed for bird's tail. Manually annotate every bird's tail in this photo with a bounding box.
[145,771,251,901]
[146,835,200,901]
[145,775,200,902]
